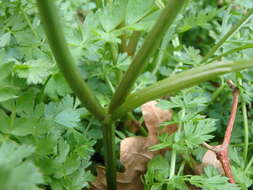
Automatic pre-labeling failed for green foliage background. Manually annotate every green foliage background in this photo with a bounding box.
[0,0,253,189]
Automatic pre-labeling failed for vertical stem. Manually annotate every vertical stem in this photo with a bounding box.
[125,31,141,56]
[222,83,239,148]
[242,100,249,161]
[169,148,177,179]
[102,117,116,190]
[119,22,127,53]
[201,8,253,63]
[94,0,103,9]
[110,43,122,83]
[203,82,239,184]
[152,29,173,75]
[238,78,249,162]
[10,108,16,130]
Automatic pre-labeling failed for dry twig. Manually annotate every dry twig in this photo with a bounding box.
[203,80,239,183]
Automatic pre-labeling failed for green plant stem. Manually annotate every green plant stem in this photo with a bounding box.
[35,75,51,106]
[242,102,249,162]
[36,0,105,121]
[231,142,253,147]
[10,108,16,130]
[125,31,141,56]
[208,44,253,63]
[211,81,225,102]
[107,0,113,5]
[201,8,253,63]
[119,22,127,53]
[177,160,185,176]
[114,60,253,118]
[20,6,40,40]
[109,0,187,113]
[102,116,116,190]
[245,157,253,172]
[238,77,249,162]
[110,43,122,83]
[152,31,171,75]
[169,148,177,179]
[105,75,115,93]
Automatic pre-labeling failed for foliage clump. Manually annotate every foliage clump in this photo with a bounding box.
[0,0,253,190]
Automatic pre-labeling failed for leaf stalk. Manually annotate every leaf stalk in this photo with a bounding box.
[114,61,253,118]
[36,0,106,121]
[109,0,188,113]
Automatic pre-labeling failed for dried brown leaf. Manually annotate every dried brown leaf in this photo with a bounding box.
[91,101,175,190]
[141,101,172,137]
[196,149,224,175]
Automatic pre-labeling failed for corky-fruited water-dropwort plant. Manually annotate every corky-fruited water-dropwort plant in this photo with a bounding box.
[36,0,253,189]
[1,0,253,189]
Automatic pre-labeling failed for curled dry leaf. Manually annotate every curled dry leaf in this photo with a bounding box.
[90,101,177,190]
[196,149,224,175]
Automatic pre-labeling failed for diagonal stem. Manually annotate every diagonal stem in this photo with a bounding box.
[114,60,253,119]
[36,1,117,189]
[201,8,253,63]
[36,0,105,121]
[208,44,253,63]
[109,0,188,113]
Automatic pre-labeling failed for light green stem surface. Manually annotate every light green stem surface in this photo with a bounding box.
[242,102,249,162]
[169,148,177,179]
[114,61,253,118]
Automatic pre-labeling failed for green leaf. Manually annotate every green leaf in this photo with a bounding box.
[178,7,223,33]
[45,95,85,128]
[0,141,43,190]
[189,166,240,190]
[126,0,154,25]
[45,72,72,100]
[0,32,11,48]
[0,142,34,166]
[184,119,217,147]
[55,108,81,128]
[14,29,40,46]
[0,86,19,102]
[98,0,126,32]
[54,154,81,178]
[15,59,52,85]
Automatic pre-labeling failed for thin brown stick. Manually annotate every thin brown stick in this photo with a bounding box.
[203,80,239,184]
[222,86,239,148]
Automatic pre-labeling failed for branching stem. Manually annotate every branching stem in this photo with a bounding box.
[109,0,187,113]
[203,81,239,184]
